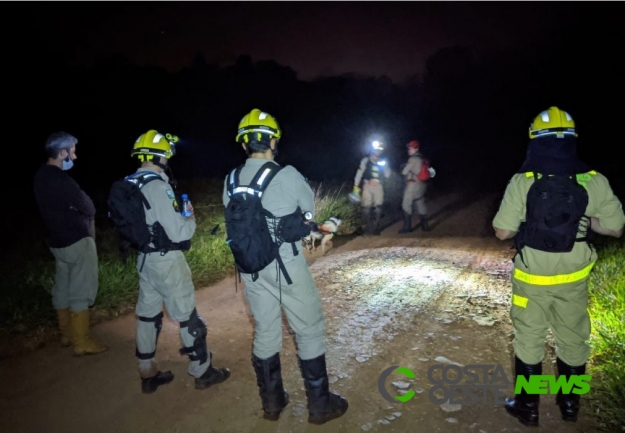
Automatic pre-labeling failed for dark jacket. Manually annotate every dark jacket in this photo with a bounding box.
[33,164,96,248]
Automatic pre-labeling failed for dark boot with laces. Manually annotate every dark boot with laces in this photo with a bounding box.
[195,353,231,390]
[141,370,174,394]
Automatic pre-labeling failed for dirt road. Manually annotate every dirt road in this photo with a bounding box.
[0,191,597,433]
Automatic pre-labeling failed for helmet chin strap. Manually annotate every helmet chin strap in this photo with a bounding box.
[164,162,178,190]
[148,156,177,189]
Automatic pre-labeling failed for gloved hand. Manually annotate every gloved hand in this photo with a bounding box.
[353,186,361,195]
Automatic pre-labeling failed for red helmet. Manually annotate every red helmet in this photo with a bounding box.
[407,140,420,150]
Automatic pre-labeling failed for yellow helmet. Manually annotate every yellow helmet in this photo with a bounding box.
[131,130,179,161]
[235,108,282,144]
[529,106,577,139]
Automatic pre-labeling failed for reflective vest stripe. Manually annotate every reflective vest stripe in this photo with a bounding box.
[513,262,595,285]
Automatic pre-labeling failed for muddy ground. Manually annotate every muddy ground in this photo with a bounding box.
[0,191,599,433]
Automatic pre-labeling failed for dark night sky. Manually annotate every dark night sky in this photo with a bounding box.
[34,2,584,83]
[6,1,625,212]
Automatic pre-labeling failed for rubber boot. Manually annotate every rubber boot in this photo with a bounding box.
[419,214,430,231]
[252,353,290,420]
[362,207,373,235]
[504,356,541,427]
[398,212,412,234]
[372,206,383,235]
[56,309,72,347]
[195,352,231,390]
[70,310,109,356]
[141,371,174,394]
[556,358,585,422]
[298,354,348,425]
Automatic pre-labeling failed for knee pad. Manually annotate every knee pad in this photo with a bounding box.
[136,311,164,360]
[179,308,209,365]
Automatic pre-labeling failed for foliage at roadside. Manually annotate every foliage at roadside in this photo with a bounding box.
[0,178,359,333]
[585,237,625,432]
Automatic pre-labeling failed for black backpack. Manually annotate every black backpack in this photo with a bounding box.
[107,171,165,256]
[514,172,590,265]
[225,161,310,285]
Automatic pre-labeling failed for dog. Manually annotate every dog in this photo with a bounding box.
[303,217,342,255]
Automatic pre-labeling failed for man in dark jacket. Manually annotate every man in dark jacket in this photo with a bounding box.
[33,131,108,356]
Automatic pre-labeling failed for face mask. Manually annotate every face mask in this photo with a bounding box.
[62,156,74,171]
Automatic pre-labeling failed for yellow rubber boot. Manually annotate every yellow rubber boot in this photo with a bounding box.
[71,310,108,356]
[56,309,72,347]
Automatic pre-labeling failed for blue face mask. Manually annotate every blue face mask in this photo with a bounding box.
[62,156,74,171]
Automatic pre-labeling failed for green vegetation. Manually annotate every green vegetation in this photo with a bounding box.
[586,237,625,432]
[0,179,359,333]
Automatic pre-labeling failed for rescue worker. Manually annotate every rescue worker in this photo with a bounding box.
[223,109,348,424]
[398,140,430,233]
[129,130,230,394]
[353,140,391,235]
[492,107,625,427]
[33,131,108,356]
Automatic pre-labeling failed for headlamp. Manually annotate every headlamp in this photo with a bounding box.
[166,133,179,156]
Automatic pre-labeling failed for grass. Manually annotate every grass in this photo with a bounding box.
[586,237,625,432]
[2,178,623,430]
[0,178,360,334]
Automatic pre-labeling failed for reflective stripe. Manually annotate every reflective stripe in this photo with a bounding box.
[256,168,272,186]
[513,262,595,286]
[512,294,529,308]
[231,186,263,197]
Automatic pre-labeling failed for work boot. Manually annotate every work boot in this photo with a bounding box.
[70,310,108,356]
[252,353,290,421]
[362,207,373,235]
[419,214,430,232]
[195,352,231,390]
[141,370,174,394]
[556,358,585,422]
[298,354,348,425]
[56,308,72,347]
[372,206,383,236]
[504,356,541,427]
[398,212,412,234]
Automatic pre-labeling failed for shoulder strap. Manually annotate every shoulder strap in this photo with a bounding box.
[227,165,244,197]
[126,171,164,189]
[123,171,163,210]
[250,162,283,197]
[228,162,283,198]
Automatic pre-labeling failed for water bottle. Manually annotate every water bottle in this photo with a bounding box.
[181,194,192,217]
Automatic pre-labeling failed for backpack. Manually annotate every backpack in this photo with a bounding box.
[514,172,590,265]
[225,162,294,284]
[417,157,432,181]
[108,171,164,255]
